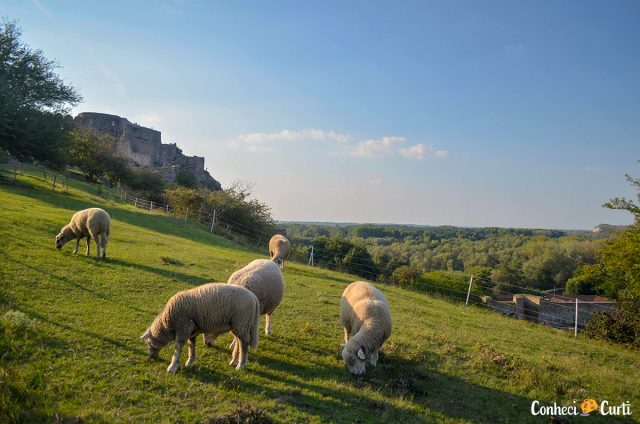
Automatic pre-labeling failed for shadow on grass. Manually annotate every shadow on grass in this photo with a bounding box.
[189,345,636,424]
[18,307,143,356]
[2,181,253,253]
[287,267,351,285]
[105,258,211,286]
[10,258,155,315]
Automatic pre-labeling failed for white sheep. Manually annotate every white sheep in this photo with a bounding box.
[204,259,284,347]
[269,234,290,269]
[55,208,111,260]
[141,283,260,373]
[340,281,392,375]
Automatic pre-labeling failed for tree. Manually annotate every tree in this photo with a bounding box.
[391,266,419,288]
[175,170,197,188]
[0,20,81,166]
[603,164,640,222]
[68,128,129,184]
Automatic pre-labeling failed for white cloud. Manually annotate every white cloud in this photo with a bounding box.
[399,144,426,160]
[235,128,448,160]
[239,128,351,144]
[343,136,407,158]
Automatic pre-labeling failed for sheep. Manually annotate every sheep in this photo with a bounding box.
[141,282,260,373]
[203,259,284,347]
[269,234,290,269]
[55,208,111,260]
[340,281,392,375]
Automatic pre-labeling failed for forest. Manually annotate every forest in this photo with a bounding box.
[286,222,613,295]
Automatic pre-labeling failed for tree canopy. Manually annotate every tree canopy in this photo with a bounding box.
[0,20,81,167]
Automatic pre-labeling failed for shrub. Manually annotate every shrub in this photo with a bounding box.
[583,303,640,348]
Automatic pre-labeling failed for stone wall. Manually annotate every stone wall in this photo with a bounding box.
[74,112,221,190]
[482,295,614,329]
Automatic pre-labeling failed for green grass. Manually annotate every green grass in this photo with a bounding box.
[0,171,638,423]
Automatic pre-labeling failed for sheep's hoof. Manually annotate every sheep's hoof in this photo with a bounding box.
[229,359,238,367]
[185,360,195,368]
[235,362,246,370]
[167,364,179,373]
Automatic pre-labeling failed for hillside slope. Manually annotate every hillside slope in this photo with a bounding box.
[0,174,637,423]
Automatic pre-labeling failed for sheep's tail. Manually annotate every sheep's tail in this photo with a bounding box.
[249,299,260,350]
[106,219,111,238]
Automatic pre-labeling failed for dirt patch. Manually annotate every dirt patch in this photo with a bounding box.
[204,403,273,424]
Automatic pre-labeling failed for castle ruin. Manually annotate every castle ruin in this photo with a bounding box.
[73,112,221,190]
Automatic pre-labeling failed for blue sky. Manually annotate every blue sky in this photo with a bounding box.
[3,0,640,229]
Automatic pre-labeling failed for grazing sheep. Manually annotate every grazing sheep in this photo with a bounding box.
[340,281,392,375]
[203,259,284,347]
[269,234,290,269]
[141,283,260,373]
[55,208,111,260]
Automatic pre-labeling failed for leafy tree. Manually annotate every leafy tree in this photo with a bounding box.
[0,20,81,166]
[68,128,129,185]
[391,266,419,288]
[175,170,197,188]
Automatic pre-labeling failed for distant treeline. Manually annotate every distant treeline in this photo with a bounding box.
[288,223,607,294]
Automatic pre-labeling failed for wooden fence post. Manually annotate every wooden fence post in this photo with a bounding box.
[52,175,57,191]
[210,210,216,233]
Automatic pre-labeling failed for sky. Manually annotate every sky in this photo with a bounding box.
[3,0,640,229]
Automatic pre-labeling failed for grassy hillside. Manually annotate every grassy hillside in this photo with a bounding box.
[0,172,638,423]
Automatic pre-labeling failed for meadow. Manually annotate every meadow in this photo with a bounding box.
[0,171,638,423]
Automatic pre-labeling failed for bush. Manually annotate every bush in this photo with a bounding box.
[176,170,197,188]
[583,303,640,348]
[391,266,419,289]
[127,169,166,202]
[164,182,276,245]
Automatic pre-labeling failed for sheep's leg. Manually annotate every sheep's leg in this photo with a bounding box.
[370,349,379,366]
[101,233,108,258]
[265,314,273,336]
[85,236,91,256]
[167,341,184,373]
[281,259,285,269]
[168,322,194,373]
[229,336,240,367]
[94,234,101,260]
[73,239,80,254]
[235,338,249,370]
[343,328,350,343]
[185,336,197,368]
[229,337,236,350]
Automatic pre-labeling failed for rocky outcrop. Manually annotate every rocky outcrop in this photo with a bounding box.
[73,112,221,190]
[592,224,626,234]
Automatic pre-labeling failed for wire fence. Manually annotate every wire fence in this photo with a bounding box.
[0,161,69,191]
[3,160,637,344]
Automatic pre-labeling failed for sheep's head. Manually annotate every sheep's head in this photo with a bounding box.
[342,341,367,375]
[140,328,161,358]
[203,333,217,346]
[55,232,68,250]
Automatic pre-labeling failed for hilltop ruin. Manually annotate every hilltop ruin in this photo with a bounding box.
[73,112,221,190]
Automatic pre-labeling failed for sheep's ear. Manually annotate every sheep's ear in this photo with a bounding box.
[357,348,366,360]
[140,329,151,339]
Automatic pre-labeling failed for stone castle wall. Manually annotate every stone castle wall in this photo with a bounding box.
[74,112,221,190]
